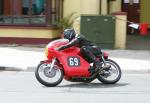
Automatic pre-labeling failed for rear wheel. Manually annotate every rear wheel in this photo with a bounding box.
[35,62,64,87]
[97,59,121,84]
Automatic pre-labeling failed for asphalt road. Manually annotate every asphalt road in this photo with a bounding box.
[0,71,150,103]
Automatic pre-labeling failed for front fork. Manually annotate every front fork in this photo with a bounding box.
[100,54,111,72]
[48,57,57,73]
[101,55,107,66]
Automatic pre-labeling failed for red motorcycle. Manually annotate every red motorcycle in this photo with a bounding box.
[35,39,121,87]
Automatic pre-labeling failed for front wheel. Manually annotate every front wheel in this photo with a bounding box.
[35,62,64,87]
[97,59,121,84]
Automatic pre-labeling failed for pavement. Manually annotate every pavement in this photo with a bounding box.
[0,44,150,73]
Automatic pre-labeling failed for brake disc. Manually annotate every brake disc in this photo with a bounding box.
[44,67,56,78]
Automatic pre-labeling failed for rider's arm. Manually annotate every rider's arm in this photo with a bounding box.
[57,37,79,51]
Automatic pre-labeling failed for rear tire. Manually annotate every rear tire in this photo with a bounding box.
[35,62,64,87]
[97,59,121,84]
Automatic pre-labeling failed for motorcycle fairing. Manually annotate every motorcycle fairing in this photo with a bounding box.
[58,54,91,77]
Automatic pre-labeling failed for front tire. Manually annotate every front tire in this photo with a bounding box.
[97,59,121,84]
[35,62,64,87]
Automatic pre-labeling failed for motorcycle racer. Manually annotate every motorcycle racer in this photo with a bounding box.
[56,28,110,73]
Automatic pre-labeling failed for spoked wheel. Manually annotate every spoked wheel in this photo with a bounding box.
[35,62,64,87]
[97,59,121,84]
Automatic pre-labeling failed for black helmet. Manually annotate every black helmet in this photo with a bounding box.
[63,28,76,41]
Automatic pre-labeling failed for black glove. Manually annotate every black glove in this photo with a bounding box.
[55,47,61,51]
[56,46,65,51]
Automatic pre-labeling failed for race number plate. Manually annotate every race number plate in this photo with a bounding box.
[67,57,80,67]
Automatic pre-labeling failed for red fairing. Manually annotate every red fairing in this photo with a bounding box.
[47,39,69,49]
[58,52,90,77]
[46,39,69,59]
[46,39,91,77]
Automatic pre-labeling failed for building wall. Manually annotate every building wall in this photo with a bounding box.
[109,0,121,13]
[63,0,81,16]
[80,0,100,14]
[101,0,108,15]
[63,0,100,16]
[63,0,121,16]
[0,0,122,44]
[0,27,61,44]
[140,0,150,23]
[0,28,60,38]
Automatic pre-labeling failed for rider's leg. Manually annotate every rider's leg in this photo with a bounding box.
[92,46,111,70]
[81,46,110,72]
[80,46,102,71]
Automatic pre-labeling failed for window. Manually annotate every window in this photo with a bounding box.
[0,0,63,26]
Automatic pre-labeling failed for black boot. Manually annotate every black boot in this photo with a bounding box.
[94,61,111,72]
[102,65,111,70]
[94,61,102,72]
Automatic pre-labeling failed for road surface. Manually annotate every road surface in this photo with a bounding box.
[0,71,150,103]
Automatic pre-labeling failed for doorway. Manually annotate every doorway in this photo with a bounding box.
[122,0,140,34]
[122,0,150,50]
[122,0,140,23]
